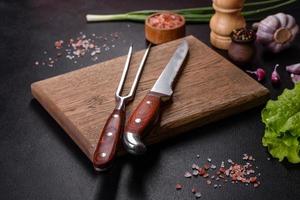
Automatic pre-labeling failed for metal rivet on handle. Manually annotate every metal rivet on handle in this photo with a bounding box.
[107,132,113,136]
[100,153,106,157]
[135,118,142,124]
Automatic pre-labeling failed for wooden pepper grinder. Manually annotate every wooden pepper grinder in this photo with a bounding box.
[210,0,246,50]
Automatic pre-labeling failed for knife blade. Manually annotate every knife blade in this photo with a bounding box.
[123,40,189,155]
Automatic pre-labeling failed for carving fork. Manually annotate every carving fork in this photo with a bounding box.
[93,44,151,171]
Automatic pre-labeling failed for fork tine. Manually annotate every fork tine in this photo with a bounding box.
[115,45,133,97]
[125,43,151,100]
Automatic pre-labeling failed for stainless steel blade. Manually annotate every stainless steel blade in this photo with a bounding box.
[150,40,189,96]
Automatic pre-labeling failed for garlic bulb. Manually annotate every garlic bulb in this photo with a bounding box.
[253,13,299,53]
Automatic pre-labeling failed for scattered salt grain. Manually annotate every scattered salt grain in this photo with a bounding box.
[203,173,209,178]
[195,192,202,198]
[221,161,225,168]
[176,184,182,190]
[198,168,206,176]
[243,154,249,160]
[192,164,200,170]
[54,40,64,49]
[34,32,122,68]
[175,153,261,198]
[91,51,96,56]
[184,172,192,178]
[204,164,210,170]
[192,188,196,193]
[193,170,199,176]
[210,164,216,169]
[92,56,98,61]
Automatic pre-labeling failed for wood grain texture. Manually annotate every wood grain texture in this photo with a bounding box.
[31,35,269,161]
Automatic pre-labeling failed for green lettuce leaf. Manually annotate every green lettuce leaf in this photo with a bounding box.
[262,83,300,163]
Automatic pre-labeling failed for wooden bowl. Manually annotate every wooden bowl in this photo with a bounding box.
[145,12,186,44]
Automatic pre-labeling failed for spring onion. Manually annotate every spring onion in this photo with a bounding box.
[86,0,297,23]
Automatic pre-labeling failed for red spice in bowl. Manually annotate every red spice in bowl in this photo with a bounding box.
[148,12,184,30]
[145,12,185,44]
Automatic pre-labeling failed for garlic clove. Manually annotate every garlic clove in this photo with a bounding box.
[286,15,296,29]
[274,43,283,53]
[268,43,282,53]
[260,16,280,34]
[290,25,299,41]
[286,63,300,74]
[256,30,273,44]
[267,42,276,52]
[291,74,300,83]
[275,13,288,28]
[252,22,259,30]
[255,13,298,53]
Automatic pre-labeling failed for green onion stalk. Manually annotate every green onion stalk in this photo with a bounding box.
[86,0,297,23]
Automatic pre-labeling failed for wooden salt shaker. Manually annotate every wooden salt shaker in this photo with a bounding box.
[210,0,246,50]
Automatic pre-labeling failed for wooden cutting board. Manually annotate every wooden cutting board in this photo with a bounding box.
[31,35,269,161]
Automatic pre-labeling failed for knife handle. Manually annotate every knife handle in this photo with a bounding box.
[93,109,125,171]
[123,92,163,155]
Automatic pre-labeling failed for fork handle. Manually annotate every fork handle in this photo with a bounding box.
[93,108,125,171]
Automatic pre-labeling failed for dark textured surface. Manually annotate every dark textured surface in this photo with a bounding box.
[0,1,300,200]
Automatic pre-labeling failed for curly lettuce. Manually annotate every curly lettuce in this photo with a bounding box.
[262,83,300,163]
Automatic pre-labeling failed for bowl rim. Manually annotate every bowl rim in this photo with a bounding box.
[145,11,186,31]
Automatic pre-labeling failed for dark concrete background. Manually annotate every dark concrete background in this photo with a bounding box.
[0,0,300,199]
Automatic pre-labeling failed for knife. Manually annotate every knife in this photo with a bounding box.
[122,40,189,155]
